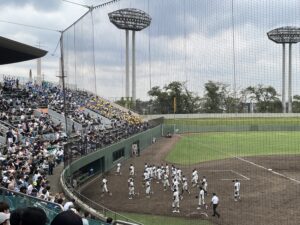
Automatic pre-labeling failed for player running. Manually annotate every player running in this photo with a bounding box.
[101,177,112,196]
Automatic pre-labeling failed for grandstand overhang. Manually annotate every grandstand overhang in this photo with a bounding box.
[108,8,151,31]
[0,36,47,65]
[267,26,300,44]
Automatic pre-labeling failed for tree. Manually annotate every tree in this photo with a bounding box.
[201,81,240,113]
[148,81,200,114]
[292,95,300,113]
[242,85,282,113]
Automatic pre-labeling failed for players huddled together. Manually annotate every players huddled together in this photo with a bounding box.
[100,161,241,218]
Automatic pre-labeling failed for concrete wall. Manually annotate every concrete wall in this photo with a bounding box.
[65,125,162,175]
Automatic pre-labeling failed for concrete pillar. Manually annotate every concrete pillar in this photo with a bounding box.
[288,43,292,113]
[125,30,130,100]
[132,30,136,104]
[282,44,286,113]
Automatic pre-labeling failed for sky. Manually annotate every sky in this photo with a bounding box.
[2,0,300,101]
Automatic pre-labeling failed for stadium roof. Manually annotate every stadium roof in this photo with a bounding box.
[108,8,151,31]
[267,26,300,44]
[0,36,47,65]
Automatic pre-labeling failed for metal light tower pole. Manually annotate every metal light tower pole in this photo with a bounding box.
[132,30,136,103]
[282,44,286,113]
[109,8,151,107]
[267,26,300,113]
[125,29,130,101]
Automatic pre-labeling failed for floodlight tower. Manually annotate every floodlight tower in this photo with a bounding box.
[267,26,300,113]
[108,8,151,105]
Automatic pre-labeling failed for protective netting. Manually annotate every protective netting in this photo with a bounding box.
[62,0,300,109]
[61,1,300,225]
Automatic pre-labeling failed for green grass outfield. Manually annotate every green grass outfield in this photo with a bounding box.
[120,212,212,225]
[165,131,300,165]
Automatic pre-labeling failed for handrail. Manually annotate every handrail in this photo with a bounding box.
[0,186,62,210]
[72,187,144,225]
[60,167,143,225]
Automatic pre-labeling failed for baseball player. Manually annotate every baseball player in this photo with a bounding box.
[129,164,135,177]
[172,178,180,192]
[101,177,112,196]
[128,178,135,199]
[197,187,205,209]
[181,175,190,195]
[145,180,152,198]
[156,167,162,183]
[165,164,169,176]
[163,173,170,191]
[233,179,240,201]
[202,176,208,195]
[191,169,199,187]
[115,162,121,175]
[172,189,180,213]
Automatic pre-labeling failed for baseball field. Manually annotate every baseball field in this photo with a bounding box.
[82,117,300,225]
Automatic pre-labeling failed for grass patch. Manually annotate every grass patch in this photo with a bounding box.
[165,131,300,165]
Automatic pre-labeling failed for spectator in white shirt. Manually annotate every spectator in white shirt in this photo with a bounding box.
[63,199,75,211]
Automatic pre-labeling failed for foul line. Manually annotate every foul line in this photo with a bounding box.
[230,169,250,180]
[208,169,250,181]
[235,156,300,184]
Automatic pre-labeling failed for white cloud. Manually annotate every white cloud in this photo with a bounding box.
[1,0,300,102]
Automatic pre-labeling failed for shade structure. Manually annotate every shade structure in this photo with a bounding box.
[0,36,47,65]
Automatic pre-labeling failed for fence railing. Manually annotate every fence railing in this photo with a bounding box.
[0,187,110,225]
[61,168,143,225]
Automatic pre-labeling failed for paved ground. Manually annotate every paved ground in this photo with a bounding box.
[48,163,64,194]
[81,135,300,225]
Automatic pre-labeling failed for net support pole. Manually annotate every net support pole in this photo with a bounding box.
[288,43,292,113]
[132,30,136,106]
[282,43,286,113]
[125,30,130,102]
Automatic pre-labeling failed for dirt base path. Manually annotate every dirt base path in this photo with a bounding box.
[81,135,300,225]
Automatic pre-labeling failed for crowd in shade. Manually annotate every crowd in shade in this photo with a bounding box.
[0,76,149,225]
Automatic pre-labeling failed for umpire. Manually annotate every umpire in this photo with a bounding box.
[211,193,220,218]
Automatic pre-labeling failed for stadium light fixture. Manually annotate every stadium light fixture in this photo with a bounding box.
[108,8,151,106]
[267,26,300,113]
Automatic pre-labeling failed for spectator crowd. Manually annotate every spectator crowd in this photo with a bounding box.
[0,76,149,225]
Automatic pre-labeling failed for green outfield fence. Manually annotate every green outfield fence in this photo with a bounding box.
[60,125,162,225]
[162,124,300,135]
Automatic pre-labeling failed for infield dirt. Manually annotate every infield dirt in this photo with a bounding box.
[81,135,300,225]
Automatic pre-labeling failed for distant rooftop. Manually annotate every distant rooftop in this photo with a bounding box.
[108,8,151,31]
[267,26,300,44]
